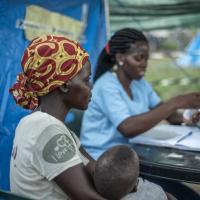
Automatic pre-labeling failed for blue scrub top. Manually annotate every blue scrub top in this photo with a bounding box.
[80,72,161,159]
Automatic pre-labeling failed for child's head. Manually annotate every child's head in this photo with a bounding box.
[94,145,139,200]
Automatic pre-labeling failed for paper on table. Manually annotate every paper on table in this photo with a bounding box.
[175,131,200,151]
[129,124,200,151]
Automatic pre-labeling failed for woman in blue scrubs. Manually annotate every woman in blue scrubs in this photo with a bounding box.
[80,28,200,160]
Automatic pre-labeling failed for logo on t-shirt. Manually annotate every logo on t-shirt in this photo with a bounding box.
[43,134,76,163]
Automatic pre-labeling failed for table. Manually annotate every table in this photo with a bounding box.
[133,144,200,199]
[132,143,200,184]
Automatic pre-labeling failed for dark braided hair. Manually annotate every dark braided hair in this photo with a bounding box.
[94,28,148,82]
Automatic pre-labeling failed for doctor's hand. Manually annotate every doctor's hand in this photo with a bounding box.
[183,109,200,126]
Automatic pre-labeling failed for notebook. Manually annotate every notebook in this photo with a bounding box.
[129,124,200,151]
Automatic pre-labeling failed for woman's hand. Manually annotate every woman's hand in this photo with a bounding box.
[183,109,200,126]
[172,92,200,109]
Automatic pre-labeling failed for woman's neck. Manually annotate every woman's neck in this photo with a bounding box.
[36,91,69,122]
[116,68,133,99]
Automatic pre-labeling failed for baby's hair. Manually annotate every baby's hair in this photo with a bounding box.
[94,145,139,200]
[94,28,148,82]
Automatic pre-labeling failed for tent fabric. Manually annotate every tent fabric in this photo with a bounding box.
[24,5,84,41]
[177,32,200,67]
[109,0,200,31]
[0,0,107,190]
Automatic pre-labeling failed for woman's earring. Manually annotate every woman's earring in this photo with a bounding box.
[119,61,124,66]
[59,85,69,93]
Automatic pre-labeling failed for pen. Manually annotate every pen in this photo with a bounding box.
[176,131,193,143]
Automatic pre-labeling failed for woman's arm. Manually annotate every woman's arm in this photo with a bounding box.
[165,192,178,200]
[79,145,96,177]
[54,163,107,200]
[118,92,200,137]
[159,102,183,125]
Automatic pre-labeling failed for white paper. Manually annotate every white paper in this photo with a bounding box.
[129,124,200,151]
[175,131,200,151]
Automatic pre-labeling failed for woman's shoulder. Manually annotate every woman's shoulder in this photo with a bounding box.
[13,112,67,155]
[17,111,66,137]
[96,71,117,82]
[94,71,120,90]
[20,111,58,125]
[16,112,72,147]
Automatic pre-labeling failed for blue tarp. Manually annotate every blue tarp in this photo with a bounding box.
[0,0,107,190]
[177,32,200,67]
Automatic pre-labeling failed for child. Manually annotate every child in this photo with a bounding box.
[94,145,176,200]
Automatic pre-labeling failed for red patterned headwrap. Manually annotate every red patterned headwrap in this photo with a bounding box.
[9,35,89,110]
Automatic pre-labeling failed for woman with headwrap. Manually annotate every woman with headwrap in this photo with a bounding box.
[9,35,106,200]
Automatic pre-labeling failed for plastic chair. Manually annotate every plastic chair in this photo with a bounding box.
[0,189,32,200]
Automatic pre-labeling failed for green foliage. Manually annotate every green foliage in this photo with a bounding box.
[159,39,179,51]
[145,58,200,100]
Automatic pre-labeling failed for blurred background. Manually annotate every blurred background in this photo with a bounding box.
[109,0,200,100]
